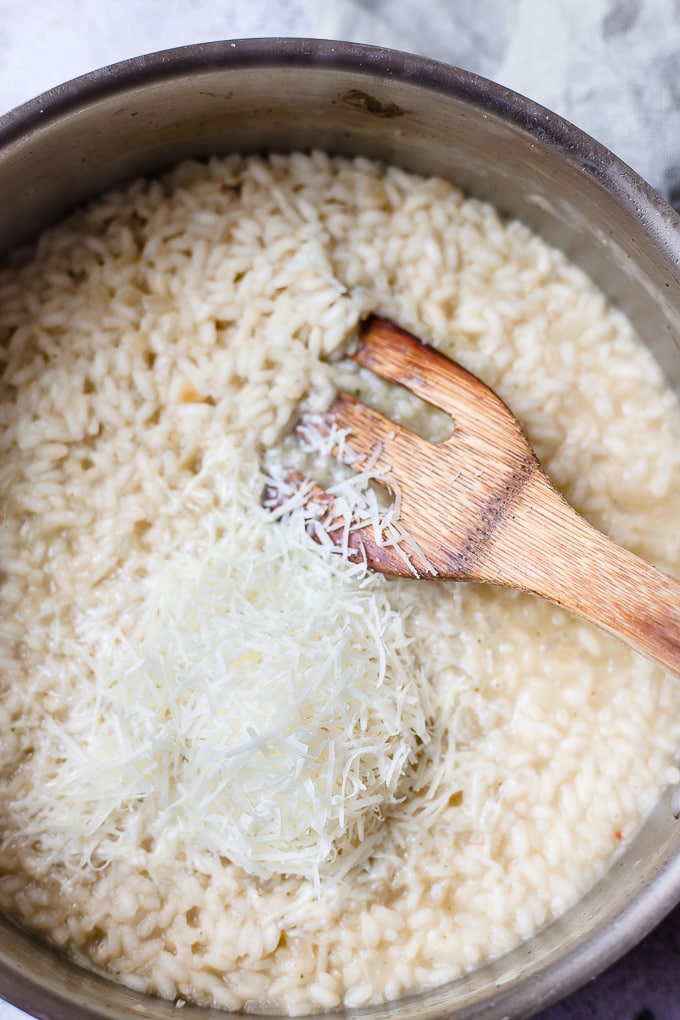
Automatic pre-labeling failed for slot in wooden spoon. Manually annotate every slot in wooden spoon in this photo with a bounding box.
[290,314,680,677]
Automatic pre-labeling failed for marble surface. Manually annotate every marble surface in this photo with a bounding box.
[1,2,680,1019]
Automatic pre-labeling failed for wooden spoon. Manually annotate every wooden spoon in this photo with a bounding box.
[279,314,680,677]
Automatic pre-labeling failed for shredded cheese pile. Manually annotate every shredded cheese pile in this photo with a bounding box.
[23,500,429,884]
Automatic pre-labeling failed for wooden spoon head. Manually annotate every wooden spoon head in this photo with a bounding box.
[315,316,541,579]
[266,316,540,580]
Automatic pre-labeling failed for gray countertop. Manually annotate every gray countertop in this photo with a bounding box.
[0,2,679,1018]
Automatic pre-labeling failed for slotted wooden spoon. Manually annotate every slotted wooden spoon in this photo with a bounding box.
[285,314,680,677]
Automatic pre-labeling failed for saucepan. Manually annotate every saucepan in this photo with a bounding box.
[0,37,679,1020]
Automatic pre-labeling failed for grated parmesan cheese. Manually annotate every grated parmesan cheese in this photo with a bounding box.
[14,494,430,885]
[265,415,437,575]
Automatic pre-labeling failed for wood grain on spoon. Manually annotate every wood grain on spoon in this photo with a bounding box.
[313,314,680,677]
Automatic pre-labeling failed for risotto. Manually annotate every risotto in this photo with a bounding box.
[1,152,680,1014]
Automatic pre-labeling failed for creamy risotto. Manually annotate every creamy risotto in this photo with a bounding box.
[1,152,680,1014]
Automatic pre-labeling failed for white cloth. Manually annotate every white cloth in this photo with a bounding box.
[309,0,680,205]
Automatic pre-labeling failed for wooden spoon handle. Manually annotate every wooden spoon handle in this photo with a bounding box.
[485,469,680,676]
